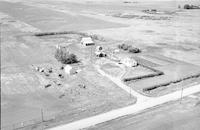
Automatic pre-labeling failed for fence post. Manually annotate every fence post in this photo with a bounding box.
[41,109,44,122]
[13,124,15,130]
[180,87,183,104]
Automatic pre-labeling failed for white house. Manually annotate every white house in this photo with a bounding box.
[64,65,81,75]
[120,57,137,67]
[64,65,73,74]
[81,37,95,46]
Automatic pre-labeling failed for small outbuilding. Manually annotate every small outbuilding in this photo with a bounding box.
[120,57,137,67]
[95,51,107,57]
[81,37,95,46]
[95,46,107,57]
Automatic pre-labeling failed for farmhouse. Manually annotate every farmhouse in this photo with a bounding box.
[120,57,137,67]
[81,37,95,46]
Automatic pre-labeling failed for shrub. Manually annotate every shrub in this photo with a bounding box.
[117,44,122,49]
[118,44,141,53]
[184,4,191,9]
[122,44,129,50]
[128,47,141,53]
[55,48,78,64]
[90,34,106,41]
[183,4,200,9]
[143,73,200,92]
[123,71,163,82]
[118,44,130,50]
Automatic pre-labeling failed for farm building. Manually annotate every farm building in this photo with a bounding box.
[120,57,137,67]
[81,37,95,46]
[95,46,106,57]
[95,51,107,57]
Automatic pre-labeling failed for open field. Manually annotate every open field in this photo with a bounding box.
[0,1,126,32]
[1,0,200,130]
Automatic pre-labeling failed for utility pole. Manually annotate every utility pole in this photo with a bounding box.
[90,46,93,63]
[41,109,44,130]
[41,109,44,122]
[180,87,183,104]
[90,45,95,64]
[0,23,2,95]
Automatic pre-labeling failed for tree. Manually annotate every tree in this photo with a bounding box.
[118,44,130,50]
[128,47,140,53]
[118,43,141,53]
[184,4,191,9]
[55,47,78,64]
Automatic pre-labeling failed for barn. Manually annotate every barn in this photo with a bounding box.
[81,37,95,46]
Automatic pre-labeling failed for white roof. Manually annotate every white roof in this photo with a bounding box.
[81,37,94,44]
[64,65,72,74]
[121,58,137,67]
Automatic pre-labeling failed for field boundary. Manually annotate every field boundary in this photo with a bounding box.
[123,64,164,82]
[34,31,106,41]
[143,73,200,92]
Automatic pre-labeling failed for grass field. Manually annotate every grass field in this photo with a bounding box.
[0,1,126,32]
[100,63,124,77]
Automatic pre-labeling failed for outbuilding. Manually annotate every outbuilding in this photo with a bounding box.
[81,37,95,46]
[64,65,72,74]
[95,51,107,57]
